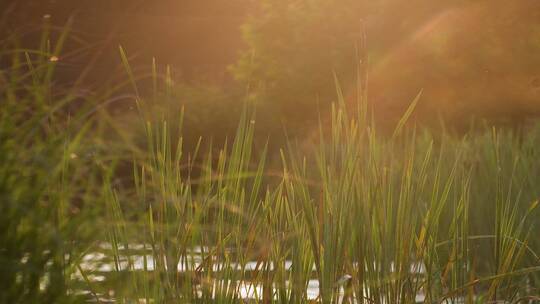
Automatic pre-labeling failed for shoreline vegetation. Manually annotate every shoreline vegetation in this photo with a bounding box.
[1,26,540,303]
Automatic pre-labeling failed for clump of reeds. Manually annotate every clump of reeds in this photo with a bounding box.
[94,51,540,303]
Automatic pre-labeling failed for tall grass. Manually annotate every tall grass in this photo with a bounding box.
[1,32,539,303]
[0,22,106,303]
[88,51,540,303]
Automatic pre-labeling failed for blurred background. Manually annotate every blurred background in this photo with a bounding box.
[2,0,540,143]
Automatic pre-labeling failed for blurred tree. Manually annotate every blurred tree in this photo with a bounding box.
[232,0,540,130]
[230,0,368,133]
